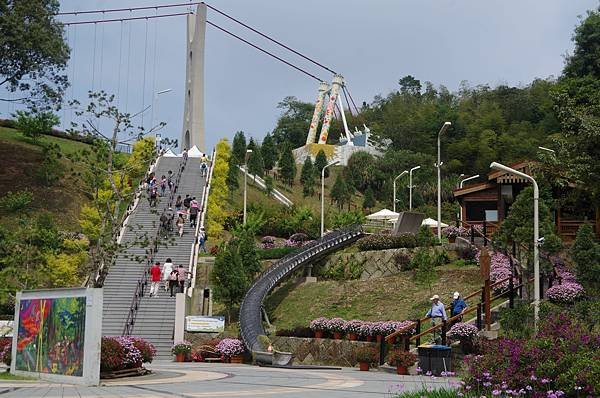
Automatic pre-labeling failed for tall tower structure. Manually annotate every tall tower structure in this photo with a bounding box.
[181,3,207,153]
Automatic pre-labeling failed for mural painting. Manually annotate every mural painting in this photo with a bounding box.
[15,297,86,376]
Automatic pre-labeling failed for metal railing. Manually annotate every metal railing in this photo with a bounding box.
[239,225,364,353]
[122,155,188,336]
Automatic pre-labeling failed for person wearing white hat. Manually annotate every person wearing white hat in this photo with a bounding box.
[425,294,447,343]
[450,291,467,321]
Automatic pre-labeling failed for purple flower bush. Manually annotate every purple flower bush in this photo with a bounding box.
[476,250,517,290]
[344,319,363,335]
[442,226,469,238]
[325,317,346,333]
[447,322,479,340]
[101,336,155,372]
[115,336,143,367]
[309,317,328,331]
[357,321,375,337]
[216,338,245,357]
[309,318,415,338]
[260,236,277,249]
[546,282,584,303]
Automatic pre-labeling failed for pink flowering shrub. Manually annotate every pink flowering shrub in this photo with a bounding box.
[357,321,375,337]
[100,336,153,372]
[309,317,328,331]
[476,250,517,290]
[447,322,479,340]
[260,236,277,249]
[325,317,346,332]
[216,338,245,357]
[546,282,584,303]
[344,320,363,335]
[442,226,469,238]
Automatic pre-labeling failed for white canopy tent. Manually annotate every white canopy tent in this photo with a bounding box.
[366,208,400,220]
[162,149,177,157]
[387,216,448,227]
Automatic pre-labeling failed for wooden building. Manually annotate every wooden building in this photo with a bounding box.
[453,161,599,241]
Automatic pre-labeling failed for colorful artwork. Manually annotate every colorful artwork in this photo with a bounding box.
[16,297,86,376]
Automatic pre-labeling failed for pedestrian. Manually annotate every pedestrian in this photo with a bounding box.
[189,197,199,228]
[450,291,467,321]
[149,262,162,297]
[425,294,447,344]
[200,161,208,178]
[198,227,207,253]
[175,195,183,211]
[176,214,185,237]
[149,185,158,207]
[183,194,191,210]
[160,175,167,196]
[145,172,154,192]
[167,170,174,191]
[160,212,170,237]
[177,265,192,293]
[182,148,188,162]
[162,259,174,291]
[168,268,179,297]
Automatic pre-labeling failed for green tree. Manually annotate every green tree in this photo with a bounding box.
[570,223,600,289]
[247,141,264,178]
[362,187,376,210]
[14,110,59,143]
[345,151,376,191]
[38,142,63,186]
[300,157,315,197]
[314,150,328,178]
[330,173,351,210]
[261,133,277,174]
[271,96,314,148]
[278,142,297,186]
[0,0,70,110]
[231,131,247,165]
[564,8,600,80]
[236,229,262,279]
[412,248,437,295]
[226,155,239,192]
[264,175,274,197]
[210,241,249,323]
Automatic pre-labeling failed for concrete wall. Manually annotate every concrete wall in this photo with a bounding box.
[271,336,377,367]
[11,288,102,386]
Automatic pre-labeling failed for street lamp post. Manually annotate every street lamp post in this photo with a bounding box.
[243,149,253,225]
[393,170,408,213]
[458,174,480,221]
[321,159,340,237]
[490,162,540,330]
[437,122,452,242]
[538,146,555,154]
[409,166,421,210]
[152,88,172,131]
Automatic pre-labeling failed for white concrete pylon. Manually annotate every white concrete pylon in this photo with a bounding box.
[181,3,207,153]
[318,74,344,145]
[306,81,330,145]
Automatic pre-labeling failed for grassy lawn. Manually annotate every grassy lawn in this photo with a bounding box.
[265,263,482,330]
[0,370,34,380]
[0,126,89,155]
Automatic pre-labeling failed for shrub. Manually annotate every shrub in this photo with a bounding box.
[498,301,534,339]
[256,246,298,259]
[0,343,11,366]
[129,337,156,364]
[357,233,417,251]
[387,348,417,367]
[570,223,600,289]
[325,317,346,333]
[447,322,479,340]
[432,249,450,267]
[442,225,469,238]
[115,336,143,368]
[14,110,59,142]
[172,340,192,355]
[456,244,478,262]
[100,336,126,372]
[416,225,435,247]
[0,190,33,212]
[358,322,375,337]
[546,282,585,303]
[260,235,277,249]
[215,338,245,357]
[309,317,329,331]
[344,320,363,335]
[353,346,379,364]
[393,251,413,271]
[321,258,364,280]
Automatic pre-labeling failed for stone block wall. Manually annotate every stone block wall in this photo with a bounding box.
[271,336,377,367]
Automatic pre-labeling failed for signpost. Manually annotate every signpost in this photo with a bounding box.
[185,316,225,333]
[480,248,492,331]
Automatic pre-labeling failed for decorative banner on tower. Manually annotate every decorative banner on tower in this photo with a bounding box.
[185,316,225,333]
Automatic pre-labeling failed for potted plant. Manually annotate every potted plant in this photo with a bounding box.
[387,348,417,375]
[216,338,245,363]
[345,320,362,341]
[309,317,328,339]
[447,322,479,354]
[171,341,192,362]
[327,318,346,340]
[353,346,379,371]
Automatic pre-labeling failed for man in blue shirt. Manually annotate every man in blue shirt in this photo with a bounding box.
[425,294,447,343]
[451,291,467,321]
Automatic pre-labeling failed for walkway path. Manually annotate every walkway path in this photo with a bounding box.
[0,362,458,397]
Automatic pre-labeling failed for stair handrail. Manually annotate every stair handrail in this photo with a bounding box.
[122,155,187,336]
[187,148,216,297]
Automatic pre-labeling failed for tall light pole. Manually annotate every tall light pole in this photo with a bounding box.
[409,166,421,210]
[437,122,452,242]
[538,146,555,154]
[458,174,480,221]
[321,159,340,237]
[393,171,408,213]
[490,162,540,330]
[243,149,252,225]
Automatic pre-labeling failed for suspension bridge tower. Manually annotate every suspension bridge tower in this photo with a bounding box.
[181,3,207,153]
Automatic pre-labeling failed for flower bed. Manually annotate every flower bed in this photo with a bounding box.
[442,226,469,238]
[308,318,415,339]
[357,233,417,251]
[216,338,245,357]
[546,282,584,303]
[101,336,155,373]
[447,322,479,340]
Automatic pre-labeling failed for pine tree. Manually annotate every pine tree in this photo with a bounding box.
[300,157,315,197]
[264,175,274,197]
[210,241,249,323]
[330,173,351,209]
[261,133,277,174]
[314,150,328,178]
[279,142,297,186]
[237,230,262,279]
[226,156,239,192]
[232,131,247,165]
[570,223,600,288]
[247,142,264,178]
[362,186,375,210]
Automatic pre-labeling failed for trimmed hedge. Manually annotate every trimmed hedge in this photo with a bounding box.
[356,233,417,251]
[257,246,298,259]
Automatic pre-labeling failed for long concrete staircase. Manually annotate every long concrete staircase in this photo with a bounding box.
[102,156,206,360]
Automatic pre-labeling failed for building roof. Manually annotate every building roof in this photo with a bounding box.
[453,182,496,197]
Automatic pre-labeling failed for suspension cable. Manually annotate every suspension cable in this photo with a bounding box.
[117,20,124,108]
[125,20,132,113]
[206,20,323,82]
[61,12,192,26]
[150,9,158,127]
[92,23,97,90]
[141,19,149,129]
[58,2,202,15]
[344,85,361,114]
[204,3,337,75]
[342,85,353,116]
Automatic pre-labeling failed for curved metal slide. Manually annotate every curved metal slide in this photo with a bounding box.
[239,226,364,353]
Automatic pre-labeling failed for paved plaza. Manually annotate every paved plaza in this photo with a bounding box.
[0,361,458,397]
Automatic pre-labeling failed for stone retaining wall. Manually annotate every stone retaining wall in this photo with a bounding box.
[271,336,377,367]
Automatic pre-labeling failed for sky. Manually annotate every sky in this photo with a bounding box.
[1,0,597,151]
